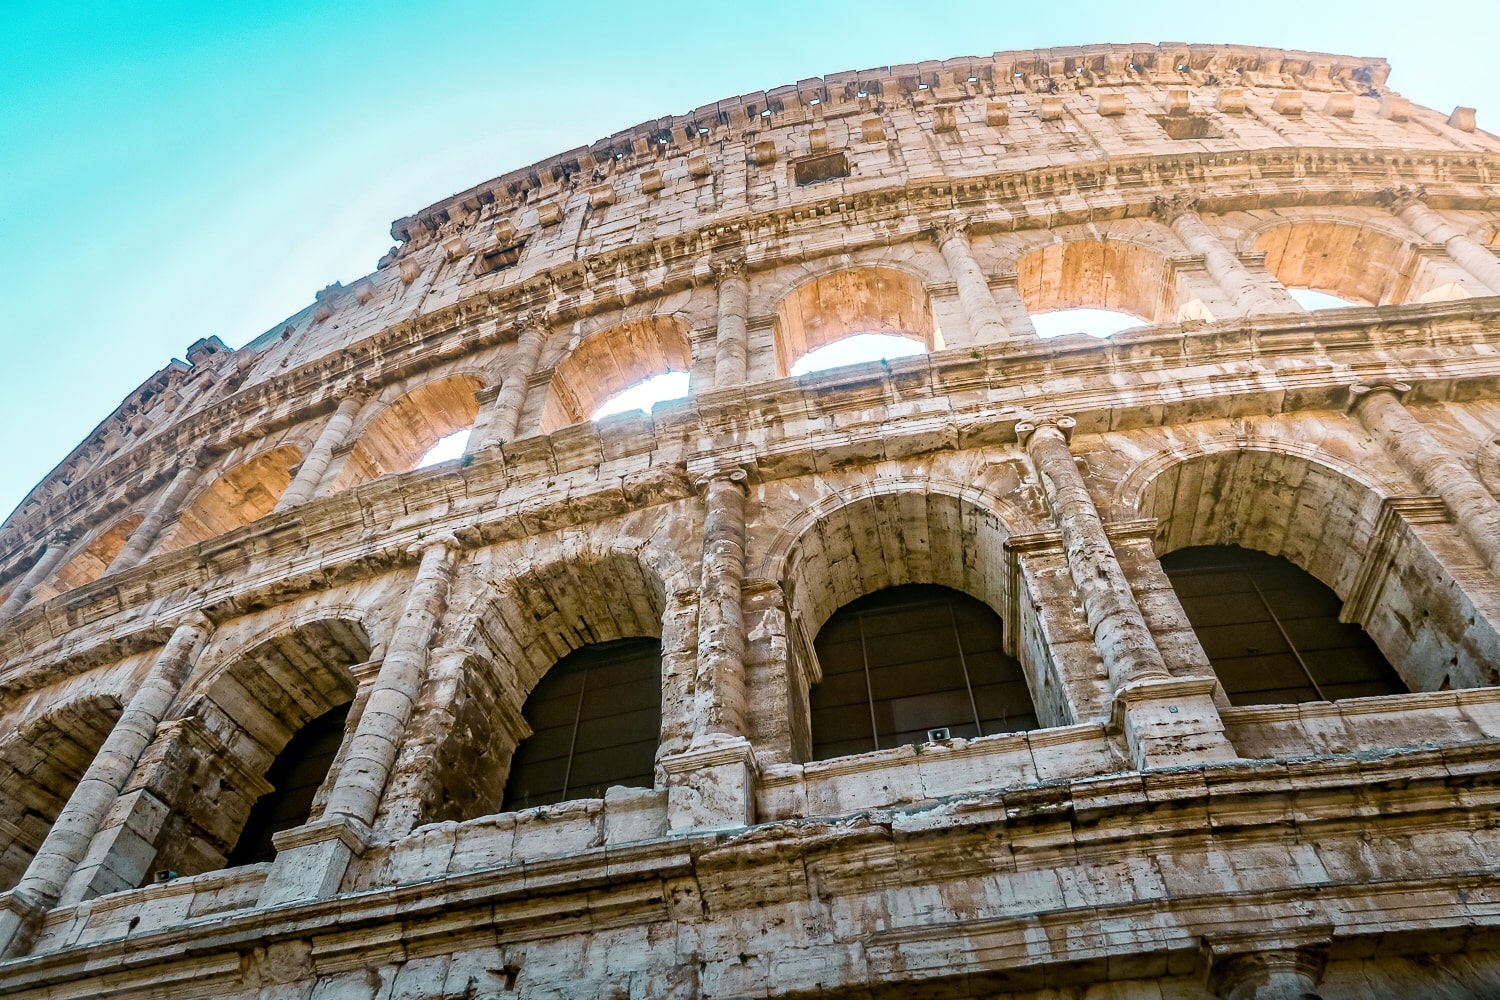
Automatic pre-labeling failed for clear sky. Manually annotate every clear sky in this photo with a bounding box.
[2,1,1494,519]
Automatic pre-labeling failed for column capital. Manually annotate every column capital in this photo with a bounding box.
[343,377,376,404]
[171,609,216,635]
[929,215,973,247]
[1015,414,1076,446]
[1376,183,1428,213]
[1346,380,1412,411]
[1203,935,1330,1000]
[1150,192,1200,224]
[711,254,747,282]
[694,466,750,493]
[43,527,76,548]
[514,308,550,335]
[407,531,461,561]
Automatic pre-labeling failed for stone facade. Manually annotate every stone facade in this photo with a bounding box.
[2,42,1500,999]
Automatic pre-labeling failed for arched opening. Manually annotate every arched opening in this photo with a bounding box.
[0,695,123,892]
[541,316,692,434]
[330,374,485,492]
[43,513,144,595]
[772,267,939,377]
[83,617,374,889]
[1133,447,1500,694]
[592,370,691,420]
[807,584,1037,761]
[161,445,302,551]
[500,637,662,811]
[1254,220,1475,307]
[1161,545,1408,706]
[1030,308,1148,339]
[1289,288,1360,311]
[225,700,353,865]
[789,332,927,376]
[442,545,685,827]
[1016,240,1174,334]
[415,429,471,468]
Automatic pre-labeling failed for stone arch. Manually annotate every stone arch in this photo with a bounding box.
[1248,215,1479,307]
[329,373,487,492]
[110,616,377,882]
[1126,443,1500,694]
[0,693,123,892]
[162,445,302,551]
[43,512,144,595]
[1016,237,1178,324]
[539,316,692,434]
[761,479,1078,758]
[429,538,691,821]
[761,480,1024,635]
[771,266,940,377]
[463,542,681,699]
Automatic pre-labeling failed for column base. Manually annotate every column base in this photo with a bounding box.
[0,887,49,960]
[57,788,170,906]
[660,736,758,834]
[1114,676,1239,771]
[256,815,370,908]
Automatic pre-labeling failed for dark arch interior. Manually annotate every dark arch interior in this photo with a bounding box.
[226,699,352,866]
[1160,545,1408,706]
[501,637,662,812]
[808,584,1037,761]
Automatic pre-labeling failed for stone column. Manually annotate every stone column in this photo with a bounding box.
[1385,187,1500,294]
[107,453,207,572]
[694,469,749,740]
[933,219,1012,344]
[1351,382,1500,578]
[1018,417,1234,768]
[258,534,459,906]
[713,257,750,386]
[0,612,213,958]
[372,645,525,838]
[1154,196,1304,315]
[0,530,73,619]
[1021,419,1171,690]
[274,388,370,510]
[467,312,549,453]
[661,464,757,833]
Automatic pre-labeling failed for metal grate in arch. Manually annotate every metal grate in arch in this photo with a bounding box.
[808,584,1037,761]
[1160,544,1409,706]
[501,636,661,812]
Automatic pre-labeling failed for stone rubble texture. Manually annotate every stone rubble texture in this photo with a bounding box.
[0,40,1499,998]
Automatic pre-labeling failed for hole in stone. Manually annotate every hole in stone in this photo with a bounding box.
[416,429,471,468]
[790,333,925,376]
[591,371,690,421]
[1149,114,1222,139]
[1030,308,1147,340]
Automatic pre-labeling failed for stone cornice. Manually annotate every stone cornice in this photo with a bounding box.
[390,43,1394,241]
[6,144,1500,572]
[3,739,1498,994]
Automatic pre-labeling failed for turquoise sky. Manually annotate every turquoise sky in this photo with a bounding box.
[2,1,1494,519]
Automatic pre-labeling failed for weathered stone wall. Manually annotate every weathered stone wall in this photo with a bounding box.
[2,41,1500,999]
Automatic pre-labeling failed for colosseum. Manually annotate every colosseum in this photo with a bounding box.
[2,40,1500,999]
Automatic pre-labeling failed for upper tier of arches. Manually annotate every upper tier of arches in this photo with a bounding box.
[9,195,1500,609]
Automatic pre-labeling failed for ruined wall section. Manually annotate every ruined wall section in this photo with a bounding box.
[4,43,1494,586]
